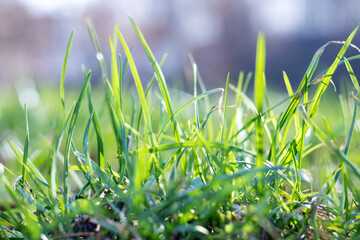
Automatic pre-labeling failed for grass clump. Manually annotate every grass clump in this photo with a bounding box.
[1,19,360,239]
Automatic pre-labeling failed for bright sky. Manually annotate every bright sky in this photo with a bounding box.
[18,0,97,16]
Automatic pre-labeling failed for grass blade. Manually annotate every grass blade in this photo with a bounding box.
[83,113,94,175]
[193,62,200,130]
[308,25,359,118]
[283,71,300,132]
[109,36,121,112]
[21,104,29,185]
[344,103,357,156]
[50,104,74,199]
[228,71,244,140]
[129,17,180,142]
[221,73,230,142]
[60,30,74,116]
[87,19,109,78]
[254,33,266,171]
[344,57,360,91]
[63,70,91,208]
[86,79,105,169]
[117,29,152,135]
[278,39,331,130]
[137,54,167,133]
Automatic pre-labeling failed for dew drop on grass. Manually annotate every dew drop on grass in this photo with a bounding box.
[194,225,209,235]
[96,53,104,61]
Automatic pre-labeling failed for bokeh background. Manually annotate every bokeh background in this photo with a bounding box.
[1,0,360,90]
[1,0,360,190]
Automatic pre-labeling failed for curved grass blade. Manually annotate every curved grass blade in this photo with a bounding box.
[278,38,334,130]
[157,88,223,143]
[308,25,359,118]
[129,17,180,142]
[60,30,74,116]
[280,25,360,165]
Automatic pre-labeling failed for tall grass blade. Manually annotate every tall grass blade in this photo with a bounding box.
[87,19,109,79]
[254,33,266,172]
[129,17,180,142]
[83,113,93,175]
[242,72,253,94]
[344,103,357,156]
[283,71,300,132]
[63,70,91,208]
[86,80,104,169]
[137,54,167,133]
[109,36,121,111]
[221,73,230,142]
[50,105,73,199]
[60,30,74,116]
[189,54,215,140]
[21,104,29,185]
[193,62,200,130]
[117,29,152,135]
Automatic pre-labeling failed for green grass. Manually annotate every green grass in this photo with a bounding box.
[1,19,360,239]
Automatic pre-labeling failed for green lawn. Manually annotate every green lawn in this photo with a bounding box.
[0,19,360,239]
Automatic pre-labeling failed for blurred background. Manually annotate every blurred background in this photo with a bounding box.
[1,0,360,90]
[1,0,360,188]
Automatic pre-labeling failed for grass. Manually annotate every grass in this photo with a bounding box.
[1,19,360,239]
